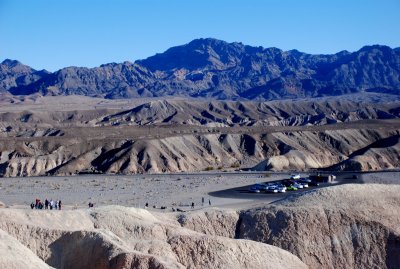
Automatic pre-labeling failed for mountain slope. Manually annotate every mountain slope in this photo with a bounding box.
[3,39,400,100]
[0,59,49,92]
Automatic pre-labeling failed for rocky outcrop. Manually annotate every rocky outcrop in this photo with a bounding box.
[1,184,399,269]
[0,97,399,176]
[3,39,400,100]
[237,184,400,269]
[174,184,400,269]
[0,128,399,177]
[0,206,307,269]
[176,209,239,238]
[0,229,53,269]
[0,59,49,92]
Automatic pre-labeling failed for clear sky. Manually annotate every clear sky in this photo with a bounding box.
[1,0,399,71]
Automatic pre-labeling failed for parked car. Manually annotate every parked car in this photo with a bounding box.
[299,178,312,183]
[254,184,268,191]
[283,180,295,187]
[308,181,320,187]
[277,187,286,193]
[266,187,278,193]
[293,183,304,189]
[290,174,301,180]
[249,186,260,193]
[276,183,287,191]
[299,182,309,188]
[287,186,298,191]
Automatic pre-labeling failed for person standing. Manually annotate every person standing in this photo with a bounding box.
[201,197,204,206]
[45,199,49,210]
[191,202,194,209]
[58,200,62,210]
[208,199,211,206]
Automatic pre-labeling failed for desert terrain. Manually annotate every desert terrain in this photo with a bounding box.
[0,171,399,269]
[0,94,399,177]
[1,4,399,268]
[0,94,399,268]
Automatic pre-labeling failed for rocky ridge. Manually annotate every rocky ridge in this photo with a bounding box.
[0,128,399,177]
[0,184,399,268]
[0,206,306,269]
[2,38,400,100]
[180,184,400,269]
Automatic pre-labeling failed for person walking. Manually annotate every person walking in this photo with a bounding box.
[208,199,211,206]
[191,202,194,209]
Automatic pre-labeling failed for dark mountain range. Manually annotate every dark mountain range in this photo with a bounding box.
[2,38,400,100]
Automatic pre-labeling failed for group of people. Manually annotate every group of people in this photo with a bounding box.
[143,197,212,211]
[30,198,62,210]
[191,197,211,208]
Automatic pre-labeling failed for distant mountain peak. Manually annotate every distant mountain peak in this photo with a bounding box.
[1,59,23,67]
[358,44,393,52]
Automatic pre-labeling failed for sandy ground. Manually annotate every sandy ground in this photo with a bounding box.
[0,171,399,212]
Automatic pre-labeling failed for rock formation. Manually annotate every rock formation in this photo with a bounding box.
[179,184,400,269]
[2,39,400,100]
[1,184,399,268]
[0,206,307,269]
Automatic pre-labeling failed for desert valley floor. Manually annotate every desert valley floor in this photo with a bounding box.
[0,170,398,211]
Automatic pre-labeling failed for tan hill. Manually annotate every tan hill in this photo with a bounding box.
[0,229,53,269]
[0,184,399,268]
[0,127,399,177]
[0,206,307,269]
[179,184,400,269]
[0,96,399,176]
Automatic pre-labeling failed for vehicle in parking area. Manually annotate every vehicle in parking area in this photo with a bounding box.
[249,186,261,193]
[299,182,309,188]
[290,174,301,180]
[293,183,303,189]
[287,185,298,191]
[308,181,320,186]
[266,187,278,193]
[283,181,294,187]
[254,184,268,191]
[276,184,287,191]
[298,178,312,183]
[277,187,286,193]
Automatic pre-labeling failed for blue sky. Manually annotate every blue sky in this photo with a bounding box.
[1,0,399,71]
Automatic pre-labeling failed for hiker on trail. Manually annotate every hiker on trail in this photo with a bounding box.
[209,199,211,206]
[201,197,204,206]
[191,202,194,209]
